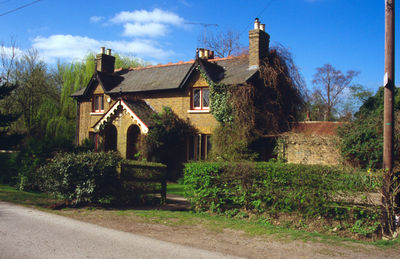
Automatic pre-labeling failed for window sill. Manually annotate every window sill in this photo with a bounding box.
[90,112,104,115]
[187,109,210,114]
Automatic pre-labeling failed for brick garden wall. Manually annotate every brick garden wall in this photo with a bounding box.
[278,122,343,166]
[279,133,341,166]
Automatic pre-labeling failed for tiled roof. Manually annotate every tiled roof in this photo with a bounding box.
[97,71,124,91]
[123,99,157,128]
[108,62,195,94]
[70,71,123,97]
[210,56,258,85]
[71,87,85,97]
[72,55,258,97]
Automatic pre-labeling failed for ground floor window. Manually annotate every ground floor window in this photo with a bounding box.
[187,134,212,161]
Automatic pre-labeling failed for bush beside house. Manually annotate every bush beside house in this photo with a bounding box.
[37,151,166,205]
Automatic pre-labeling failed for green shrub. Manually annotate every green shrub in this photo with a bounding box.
[37,151,122,204]
[145,107,196,180]
[338,87,400,169]
[0,152,19,184]
[184,162,380,218]
[16,138,50,191]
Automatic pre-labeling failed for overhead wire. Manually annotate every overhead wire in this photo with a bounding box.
[0,0,41,17]
[240,0,275,36]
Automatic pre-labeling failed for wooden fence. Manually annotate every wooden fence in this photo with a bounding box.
[120,161,167,204]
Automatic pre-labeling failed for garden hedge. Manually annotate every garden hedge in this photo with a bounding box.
[37,151,122,204]
[184,162,381,218]
[37,152,167,205]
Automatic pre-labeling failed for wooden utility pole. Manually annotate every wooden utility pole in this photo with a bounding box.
[383,0,395,235]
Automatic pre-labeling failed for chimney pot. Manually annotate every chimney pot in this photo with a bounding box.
[254,18,260,30]
[260,24,265,31]
[106,49,112,55]
[100,47,105,54]
[199,48,205,59]
[210,50,214,59]
[204,49,209,59]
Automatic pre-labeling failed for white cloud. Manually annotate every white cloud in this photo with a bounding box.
[29,8,185,64]
[32,35,99,63]
[111,8,184,25]
[31,34,173,63]
[90,16,105,23]
[123,23,167,37]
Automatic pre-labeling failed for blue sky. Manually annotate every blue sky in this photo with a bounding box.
[0,0,398,93]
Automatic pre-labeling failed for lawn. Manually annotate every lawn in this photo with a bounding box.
[166,182,185,196]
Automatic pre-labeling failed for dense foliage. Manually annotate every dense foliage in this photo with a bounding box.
[184,162,379,214]
[203,48,305,161]
[184,162,381,236]
[145,107,197,179]
[0,79,21,149]
[0,48,146,189]
[36,152,167,205]
[338,87,400,169]
[37,151,122,204]
[0,152,18,184]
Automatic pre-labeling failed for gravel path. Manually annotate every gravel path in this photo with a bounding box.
[0,201,240,259]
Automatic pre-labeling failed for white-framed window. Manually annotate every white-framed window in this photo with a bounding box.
[92,95,104,112]
[192,87,209,110]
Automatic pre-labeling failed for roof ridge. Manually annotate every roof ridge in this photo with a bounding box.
[128,60,195,71]
[208,55,244,62]
[113,55,246,72]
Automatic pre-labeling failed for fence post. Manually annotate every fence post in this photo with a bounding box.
[161,167,167,204]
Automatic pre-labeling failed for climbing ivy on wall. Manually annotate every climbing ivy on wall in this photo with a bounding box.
[198,66,233,124]
[197,48,305,161]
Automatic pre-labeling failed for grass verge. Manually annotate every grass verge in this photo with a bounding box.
[0,184,59,207]
[0,184,399,249]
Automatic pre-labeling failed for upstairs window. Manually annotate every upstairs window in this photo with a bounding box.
[192,87,209,110]
[92,95,104,113]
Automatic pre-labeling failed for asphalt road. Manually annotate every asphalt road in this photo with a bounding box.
[0,201,240,259]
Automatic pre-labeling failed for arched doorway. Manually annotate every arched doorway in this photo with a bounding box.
[104,124,117,151]
[126,124,140,159]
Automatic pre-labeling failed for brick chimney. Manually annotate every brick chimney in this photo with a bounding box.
[96,47,115,73]
[249,18,270,69]
[197,48,215,60]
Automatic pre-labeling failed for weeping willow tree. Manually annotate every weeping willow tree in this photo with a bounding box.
[33,55,95,145]
[37,53,145,145]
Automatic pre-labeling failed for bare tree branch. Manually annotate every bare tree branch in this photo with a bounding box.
[311,64,359,121]
[199,29,242,58]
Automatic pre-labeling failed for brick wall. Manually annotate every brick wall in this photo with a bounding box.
[279,133,341,166]
[78,83,116,143]
[132,70,218,135]
[77,70,218,158]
